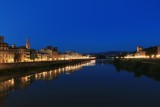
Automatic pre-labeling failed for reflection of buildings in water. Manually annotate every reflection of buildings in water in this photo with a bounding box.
[0,78,14,107]
[85,60,96,66]
[0,60,96,104]
[64,60,96,74]
[34,60,96,77]
[35,70,60,80]
[15,75,33,89]
[0,92,8,107]
[0,79,14,93]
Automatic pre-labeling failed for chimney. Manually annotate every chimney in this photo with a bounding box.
[0,36,4,43]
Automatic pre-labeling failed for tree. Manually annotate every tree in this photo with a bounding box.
[145,46,157,58]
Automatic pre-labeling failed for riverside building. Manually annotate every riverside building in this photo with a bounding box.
[0,36,93,63]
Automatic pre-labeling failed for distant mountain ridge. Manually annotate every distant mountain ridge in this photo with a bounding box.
[90,51,123,56]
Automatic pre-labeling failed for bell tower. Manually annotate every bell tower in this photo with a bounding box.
[26,37,30,49]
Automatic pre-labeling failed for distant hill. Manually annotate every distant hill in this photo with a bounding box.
[90,51,122,56]
[90,51,123,59]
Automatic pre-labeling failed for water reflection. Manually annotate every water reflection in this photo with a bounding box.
[113,63,160,81]
[0,60,95,106]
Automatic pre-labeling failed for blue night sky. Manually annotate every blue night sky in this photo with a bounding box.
[0,0,160,53]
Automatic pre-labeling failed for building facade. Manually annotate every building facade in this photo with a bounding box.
[16,47,31,62]
[40,46,60,60]
[30,50,49,61]
[0,36,14,63]
[0,36,90,63]
[63,51,83,60]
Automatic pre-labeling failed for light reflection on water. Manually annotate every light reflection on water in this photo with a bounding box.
[1,60,160,107]
[0,60,96,106]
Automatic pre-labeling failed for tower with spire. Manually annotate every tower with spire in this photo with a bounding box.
[26,37,30,49]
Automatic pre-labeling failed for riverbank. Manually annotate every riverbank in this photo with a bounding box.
[107,58,160,72]
[0,59,94,83]
[106,58,160,81]
[0,59,94,71]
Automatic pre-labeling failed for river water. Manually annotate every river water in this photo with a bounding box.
[0,60,160,107]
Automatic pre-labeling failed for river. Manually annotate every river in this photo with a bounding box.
[0,60,160,107]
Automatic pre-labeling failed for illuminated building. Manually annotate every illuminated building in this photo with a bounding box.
[61,51,92,60]
[124,46,147,59]
[135,46,146,58]
[12,38,31,62]
[9,38,31,62]
[137,46,143,53]
[0,36,14,63]
[0,36,94,63]
[62,51,82,60]
[155,46,160,58]
[30,50,49,61]
[40,46,60,60]
[11,46,31,62]
[124,46,160,59]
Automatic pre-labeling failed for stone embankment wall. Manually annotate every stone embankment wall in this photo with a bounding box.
[0,59,94,70]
